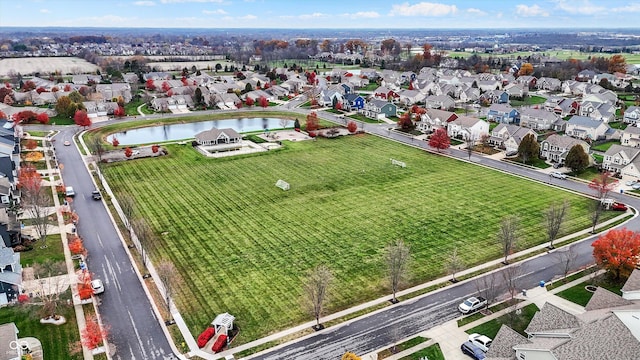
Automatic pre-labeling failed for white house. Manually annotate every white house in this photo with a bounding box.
[447,116,489,141]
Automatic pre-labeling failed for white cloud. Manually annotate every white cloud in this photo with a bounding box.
[239,14,257,20]
[39,8,50,13]
[552,0,606,15]
[202,9,227,14]
[612,4,640,12]
[346,11,381,19]
[133,1,156,6]
[466,8,487,16]
[515,4,549,17]
[160,0,223,3]
[299,12,328,19]
[389,2,458,16]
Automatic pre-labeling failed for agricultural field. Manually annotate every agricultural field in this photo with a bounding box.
[447,50,640,64]
[0,57,99,77]
[146,60,240,72]
[102,134,612,344]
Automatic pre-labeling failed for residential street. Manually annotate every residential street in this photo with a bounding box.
[33,106,639,360]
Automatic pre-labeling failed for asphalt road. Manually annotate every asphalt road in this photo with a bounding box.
[36,107,640,360]
[53,127,177,360]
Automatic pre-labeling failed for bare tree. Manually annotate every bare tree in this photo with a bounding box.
[474,272,499,310]
[589,200,603,233]
[131,217,153,269]
[502,264,524,304]
[33,260,67,319]
[279,118,290,129]
[465,135,476,160]
[90,136,105,165]
[544,200,569,249]
[26,191,51,248]
[118,194,135,241]
[385,239,411,303]
[447,249,465,283]
[303,264,333,329]
[156,260,179,321]
[497,216,519,264]
[554,246,577,281]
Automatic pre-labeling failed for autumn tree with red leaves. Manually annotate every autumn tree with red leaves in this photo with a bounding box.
[145,79,156,91]
[347,121,358,133]
[113,106,125,117]
[74,110,91,128]
[82,316,109,350]
[36,112,49,124]
[22,80,36,92]
[592,228,640,280]
[258,96,269,108]
[0,110,6,120]
[245,97,254,107]
[12,110,38,124]
[111,137,119,147]
[306,111,319,131]
[63,84,72,92]
[25,139,38,150]
[588,171,618,201]
[235,101,243,109]
[181,76,188,86]
[161,81,171,93]
[335,102,343,111]
[397,112,415,131]
[124,147,133,158]
[152,144,159,153]
[429,128,451,152]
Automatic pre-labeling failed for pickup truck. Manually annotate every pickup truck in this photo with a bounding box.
[458,296,487,314]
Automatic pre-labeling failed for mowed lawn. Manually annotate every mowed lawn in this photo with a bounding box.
[103,134,608,344]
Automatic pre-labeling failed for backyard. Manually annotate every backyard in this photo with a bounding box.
[102,132,613,345]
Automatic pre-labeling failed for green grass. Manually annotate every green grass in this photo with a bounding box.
[47,115,75,126]
[510,95,546,107]
[378,336,429,358]
[124,97,152,116]
[25,131,50,137]
[556,275,624,306]
[572,167,602,181]
[0,294,82,360]
[348,113,384,123]
[591,140,620,152]
[102,133,613,345]
[399,343,444,360]
[465,303,540,338]
[19,235,65,267]
[592,154,604,164]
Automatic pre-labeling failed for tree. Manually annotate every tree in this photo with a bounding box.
[19,165,49,246]
[502,264,524,304]
[447,249,464,282]
[588,171,617,201]
[465,135,476,160]
[303,264,332,329]
[22,80,36,91]
[73,110,91,128]
[341,352,361,360]
[347,121,358,133]
[258,96,269,108]
[517,133,539,164]
[608,54,627,74]
[294,118,301,131]
[544,200,569,249]
[118,194,135,241]
[161,81,171,93]
[82,316,109,350]
[36,112,49,124]
[554,246,577,281]
[497,215,519,264]
[385,239,410,303]
[113,106,125,117]
[124,147,133,158]
[33,260,67,319]
[131,217,153,269]
[194,87,203,105]
[111,137,119,147]
[245,97,254,107]
[428,128,450,152]
[152,144,160,153]
[564,144,589,173]
[0,110,6,120]
[25,139,38,150]
[145,79,156,91]
[306,111,319,131]
[589,199,603,233]
[592,228,640,280]
[518,63,534,76]
[12,110,37,123]
[157,260,180,321]
[55,96,76,118]
[474,271,499,309]
[397,112,414,131]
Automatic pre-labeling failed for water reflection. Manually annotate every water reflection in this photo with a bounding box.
[107,117,290,145]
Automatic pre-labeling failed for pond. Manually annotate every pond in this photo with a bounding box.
[106,117,294,145]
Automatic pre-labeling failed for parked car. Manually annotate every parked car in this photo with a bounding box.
[92,190,102,200]
[552,162,562,169]
[550,171,567,179]
[63,140,71,146]
[459,296,487,314]
[91,279,104,295]
[633,183,640,190]
[611,202,628,211]
[461,341,486,360]
[468,333,493,352]
[625,180,637,186]
[505,150,518,157]
[65,186,75,197]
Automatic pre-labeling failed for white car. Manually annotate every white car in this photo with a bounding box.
[469,333,493,352]
[91,279,104,295]
[625,180,637,186]
[550,171,567,179]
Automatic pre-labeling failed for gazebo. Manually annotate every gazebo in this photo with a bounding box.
[211,313,235,336]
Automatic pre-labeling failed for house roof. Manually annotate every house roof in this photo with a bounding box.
[452,115,483,128]
[0,247,21,286]
[195,128,241,142]
[585,287,634,311]
[623,126,640,135]
[604,144,640,159]
[520,108,558,121]
[485,324,530,360]
[368,99,394,108]
[425,109,457,122]
[525,303,583,335]
[622,268,640,293]
[567,116,605,129]
[489,104,516,114]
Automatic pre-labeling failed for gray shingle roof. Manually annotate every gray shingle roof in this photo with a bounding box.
[604,144,640,158]
[542,134,588,150]
[567,115,604,129]
[486,325,530,360]
[585,287,634,311]
[195,128,241,142]
[525,303,583,335]
[622,268,640,292]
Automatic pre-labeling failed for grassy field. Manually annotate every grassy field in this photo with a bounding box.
[0,294,82,360]
[447,50,640,64]
[102,133,612,344]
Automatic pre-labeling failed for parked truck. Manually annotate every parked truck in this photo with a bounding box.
[458,296,487,314]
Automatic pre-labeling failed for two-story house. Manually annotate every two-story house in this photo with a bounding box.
[424,95,455,110]
[487,104,520,124]
[488,123,537,153]
[519,108,561,131]
[540,134,590,165]
[565,116,610,140]
[620,126,640,147]
[416,109,457,133]
[343,94,365,111]
[361,99,397,120]
[602,144,640,178]
[447,116,489,141]
[623,106,640,124]
[579,101,615,123]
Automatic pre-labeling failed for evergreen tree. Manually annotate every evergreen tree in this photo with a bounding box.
[517,133,540,164]
[565,144,590,174]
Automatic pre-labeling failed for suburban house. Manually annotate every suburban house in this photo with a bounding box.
[504,83,528,99]
[372,86,399,101]
[540,134,590,165]
[514,75,536,88]
[212,93,241,110]
[579,101,615,123]
[519,108,561,131]
[95,83,133,103]
[398,90,426,106]
[486,272,640,360]
[0,245,22,305]
[416,109,457,133]
[488,124,537,153]
[343,93,365,111]
[565,116,610,140]
[622,269,640,300]
[621,126,640,147]
[424,95,455,110]
[487,104,520,124]
[447,116,489,141]
[479,90,509,104]
[602,144,640,177]
[477,80,502,92]
[459,87,480,103]
[536,77,562,91]
[195,128,242,146]
[544,97,579,117]
[623,106,640,124]
[361,99,397,120]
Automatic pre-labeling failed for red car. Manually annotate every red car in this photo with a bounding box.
[611,202,628,211]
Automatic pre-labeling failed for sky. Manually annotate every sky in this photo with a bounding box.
[1,0,640,29]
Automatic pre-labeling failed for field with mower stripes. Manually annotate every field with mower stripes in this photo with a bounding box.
[103,134,607,344]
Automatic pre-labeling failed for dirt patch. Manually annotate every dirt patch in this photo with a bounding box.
[0,57,99,77]
[100,145,167,163]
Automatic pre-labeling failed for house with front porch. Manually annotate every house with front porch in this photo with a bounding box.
[580,101,615,123]
[519,108,561,131]
[343,94,365,111]
[602,144,640,177]
[479,90,509,104]
[361,99,397,120]
[540,134,590,165]
[621,126,640,147]
[447,116,489,141]
[487,104,520,124]
[565,116,610,140]
[536,77,562,91]
[424,95,455,110]
[623,106,640,124]
[416,109,457,133]
[488,123,537,153]
[195,128,242,146]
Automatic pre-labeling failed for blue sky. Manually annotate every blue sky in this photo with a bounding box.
[1,0,639,28]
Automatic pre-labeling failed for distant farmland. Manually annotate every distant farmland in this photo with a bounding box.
[0,57,100,77]
[447,50,640,64]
